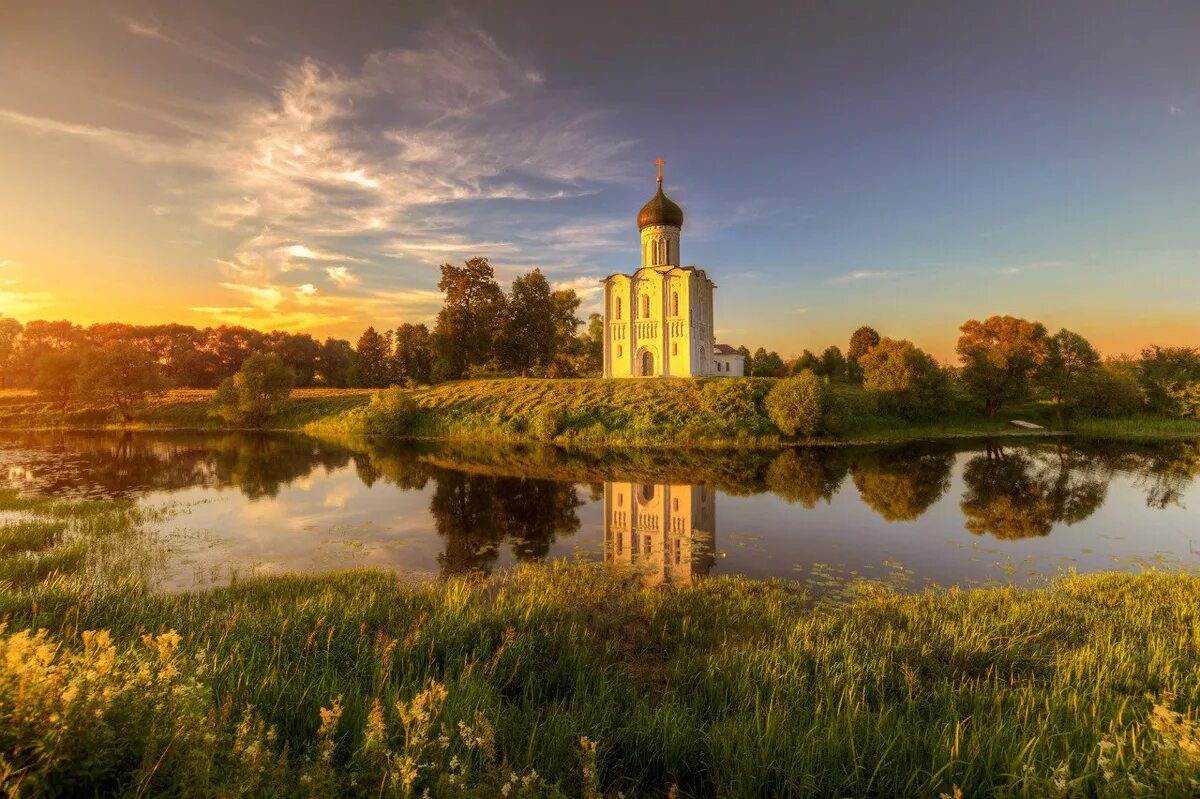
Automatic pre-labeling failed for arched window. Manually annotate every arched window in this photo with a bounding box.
[616,344,622,357]
[642,295,650,317]
[615,297,622,320]
[672,342,678,356]
[671,292,679,316]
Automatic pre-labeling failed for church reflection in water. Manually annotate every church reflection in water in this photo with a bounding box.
[603,481,716,585]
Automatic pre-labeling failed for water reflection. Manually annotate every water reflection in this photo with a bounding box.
[1,431,1197,589]
[604,482,716,585]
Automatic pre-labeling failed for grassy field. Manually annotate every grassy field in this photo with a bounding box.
[2,380,1195,448]
[1,490,1198,796]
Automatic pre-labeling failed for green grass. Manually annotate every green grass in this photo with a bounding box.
[1,493,1198,796]
[1073,414,1200,440]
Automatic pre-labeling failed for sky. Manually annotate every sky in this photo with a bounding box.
[1,0,1197,361]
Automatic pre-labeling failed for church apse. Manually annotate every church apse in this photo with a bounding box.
[603,481,716,585]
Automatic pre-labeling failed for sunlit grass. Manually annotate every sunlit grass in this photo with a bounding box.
[0,491,1198,796]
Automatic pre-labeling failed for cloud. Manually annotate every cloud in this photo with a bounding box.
[0,17,633,331]
[791,307,809,314]
[1169,104,1184,117]
[325,266,359,287]
[828,270,904,284]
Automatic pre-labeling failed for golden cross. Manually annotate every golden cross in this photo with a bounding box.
[655,158,664,183]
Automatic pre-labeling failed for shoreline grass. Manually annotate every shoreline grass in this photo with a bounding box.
[0,491,1198,796]
[1,381,1195,449]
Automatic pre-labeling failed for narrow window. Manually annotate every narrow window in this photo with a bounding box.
[672,342,678,356]
[672,291,679,316]
[642,295,650,317]
[616,344,622,357]
[615,297,622,320]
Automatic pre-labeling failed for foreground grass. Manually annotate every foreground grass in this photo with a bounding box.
[1,492,1198,797]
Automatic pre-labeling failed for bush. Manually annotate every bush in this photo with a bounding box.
[1077,365,1147,418]
[359,386,422,436]
[211,353,295,427]
[701,379,763,421]
[860,338,953,421]
[529,407,564,442]
[1139,346,1200,419]
[764,370,841,437]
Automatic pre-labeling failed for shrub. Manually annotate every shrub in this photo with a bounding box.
[1077,365,1146,418]
[764,370,840,437]
[1139,346,1200,419]
[211,353,295,427]
[359,386,422,436]
[529,406,564,441]
[860,338,953,421]
[701,379,762,421]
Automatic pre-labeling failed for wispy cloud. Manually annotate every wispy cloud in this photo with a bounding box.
[0,17,633,331]
[828,270,904,284]
[1168,104,1184,117]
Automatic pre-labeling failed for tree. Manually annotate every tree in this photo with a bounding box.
[212,353,295,427]
[495,269,558,374]
[267,332,321,387]
[392,323,434,385]
[0,317,22,388]
[956,315,1049,416]
[847,326,881,362]
[431,257,506,379]
[80,341,170,421]
[1035,329,1101,415]
[792,349,820,376]
[1138,346,1200,419]
[750,348,786,377]
[764,370,842,437]
[851,449,953,521]
[859,337,952,420]
[316,338,354,387]
[820,345,846,381]
[576,313,605,376]
[33,350,84,408]
[1076,363,1145,418]
[208,326,268,376]
[348,327,393,388]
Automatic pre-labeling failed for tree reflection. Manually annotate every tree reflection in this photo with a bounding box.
[851,447,954,522]
[764,449,849,507]
[960,444,1107,539]
[428,471,582,576]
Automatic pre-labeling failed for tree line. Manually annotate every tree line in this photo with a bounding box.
[0,258,604,401]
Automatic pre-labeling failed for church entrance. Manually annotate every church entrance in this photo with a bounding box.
[640,350,655,377]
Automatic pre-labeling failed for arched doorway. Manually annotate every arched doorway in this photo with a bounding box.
[640,349,654,376]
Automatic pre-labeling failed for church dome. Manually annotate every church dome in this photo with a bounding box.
[637,171,684,230]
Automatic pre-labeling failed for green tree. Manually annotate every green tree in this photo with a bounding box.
[431,257,506,379]
[847,326,881,361]
[80,341,171,422]
[851,449,953,521]
[576,313,605,376]
[316,338,354,387]
[496,270,558,375]
[859,337,952,420]
[267,332,321,387]
[0,317,22,388]
[792,349,820,376]
[392,323,434,386]
[1138,346,1200,419]
[750,348,786,377]
[765,370,841,437]
[348,327,393,388]
[956,315,1049,416]
[212,353,295,427]
[820,345,846,381]
[1076,362,1146,418]
[1035,329,1102,415]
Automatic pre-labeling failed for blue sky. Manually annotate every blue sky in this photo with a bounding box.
[0,0,1197,358]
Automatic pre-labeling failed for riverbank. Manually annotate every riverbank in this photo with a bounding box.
[1,489,1198,797]
[2,380,1197,446]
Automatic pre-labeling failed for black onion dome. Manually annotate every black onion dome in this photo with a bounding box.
[637,182,684,230]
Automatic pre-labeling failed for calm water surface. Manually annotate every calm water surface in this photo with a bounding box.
[2,431,1197,592]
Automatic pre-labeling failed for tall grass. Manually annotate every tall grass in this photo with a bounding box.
[0,492,1198,796]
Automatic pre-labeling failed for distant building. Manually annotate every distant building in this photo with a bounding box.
[712,343,745,376]
[600,160,740,378]
[603,481,716,586]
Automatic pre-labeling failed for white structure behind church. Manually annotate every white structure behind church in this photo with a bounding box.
[601,161,741,378]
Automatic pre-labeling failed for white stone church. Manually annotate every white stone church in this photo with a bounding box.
[601,162,745,378]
